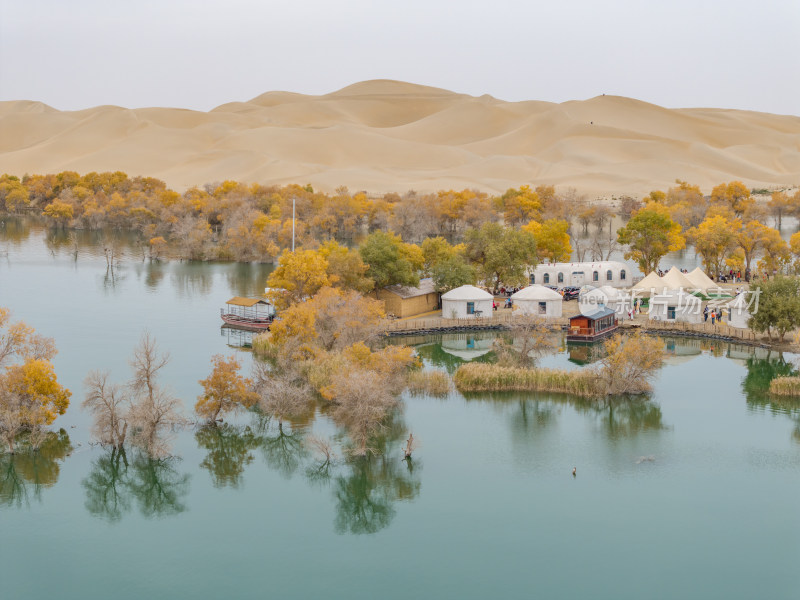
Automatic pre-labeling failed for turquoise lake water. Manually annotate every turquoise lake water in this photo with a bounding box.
[1,220,798,599]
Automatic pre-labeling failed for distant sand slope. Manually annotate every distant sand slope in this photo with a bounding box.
[1,79,799,196]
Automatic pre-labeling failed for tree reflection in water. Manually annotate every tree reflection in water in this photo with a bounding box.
[742,353,797,405]
[331,414,421,535]
[742,354,800,443]
[473,392,667,442]
[83,447,131,521]
[0,217,32,247]
[575,396,666,439]
[82,447,190,521]
[255,417,309,480]
[195,423,260,489]
[0,429,73,508]
[333,452,421,535]
[128,453,190,518]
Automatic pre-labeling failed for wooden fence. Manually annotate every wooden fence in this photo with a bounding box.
[382,313,568,335]
[383,312,762,344]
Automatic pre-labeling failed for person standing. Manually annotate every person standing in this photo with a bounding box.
[711,310,716,325]
[703,305,709,322]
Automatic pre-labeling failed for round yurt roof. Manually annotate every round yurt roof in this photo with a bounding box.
[441,285,493,301]
[511,284,562,301]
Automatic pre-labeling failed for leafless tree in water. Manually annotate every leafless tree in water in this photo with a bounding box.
[125,332,183,457]
[252,361,312,430]
[329,369,399,457]
[83,370,129,449]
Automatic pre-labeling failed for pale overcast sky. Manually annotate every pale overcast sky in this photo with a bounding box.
[1,0,798,114]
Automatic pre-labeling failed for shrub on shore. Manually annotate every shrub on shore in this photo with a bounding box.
[769,376,800,396]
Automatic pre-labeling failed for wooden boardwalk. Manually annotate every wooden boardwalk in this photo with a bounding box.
[382,312,761,343]
[382,313,567,335]
[622,319,759,342]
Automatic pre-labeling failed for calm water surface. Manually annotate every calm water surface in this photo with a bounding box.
[1,220,799,600]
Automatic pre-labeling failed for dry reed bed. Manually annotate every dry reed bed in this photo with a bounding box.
[769,376,800,396]
[407,370,451,397]
[454,363,602,397]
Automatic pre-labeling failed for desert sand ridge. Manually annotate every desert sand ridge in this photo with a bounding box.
[1,79,798,196]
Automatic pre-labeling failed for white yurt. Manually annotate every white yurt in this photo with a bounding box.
[725,293,752,329]
[579,285,628,318]
[648,289,703,324]
[511,284,563,317]
[441,285,494,319]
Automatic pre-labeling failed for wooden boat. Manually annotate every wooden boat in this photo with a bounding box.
[566,307,619,343]
[220,297,274,331]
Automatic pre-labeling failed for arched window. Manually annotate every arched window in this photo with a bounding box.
[530,274,535,284]
[620,269,626,280]
[593,271,599,282]
[607,270,613,281]
[557,272,564,283]
[543,273,550,284]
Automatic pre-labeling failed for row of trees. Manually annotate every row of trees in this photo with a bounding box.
[0,172,575,258]
[262,222,563,301]
[617,183,800,278]
[5,171,798,285]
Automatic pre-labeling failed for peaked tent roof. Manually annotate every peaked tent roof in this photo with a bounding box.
[661,266,696,290]
[686,267,725,294]
[631,272,666,291]
[511,284,562,301]
[441,285,493,301]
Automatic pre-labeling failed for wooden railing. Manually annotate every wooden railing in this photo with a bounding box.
[627,319,758,341]
[381,312,761,343]
[382,313,568,334]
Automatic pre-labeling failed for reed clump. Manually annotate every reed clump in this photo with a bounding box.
[407,370,451,397]
[251,332,274,357]
[454,363,602,397]
[769,376,800,396]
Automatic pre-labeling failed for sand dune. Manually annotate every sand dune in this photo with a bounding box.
[1,79,799,197]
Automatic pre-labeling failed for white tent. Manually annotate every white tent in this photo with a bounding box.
[580,285,629,317]
[441,285,494,319]
[686,267,728,296]
[661,266,696,291]
[631,272,668,297]
[511,284,563,317]
[648,289,704,324]
[725,293,752,329]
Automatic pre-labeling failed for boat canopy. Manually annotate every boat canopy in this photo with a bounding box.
[226,297,271,307]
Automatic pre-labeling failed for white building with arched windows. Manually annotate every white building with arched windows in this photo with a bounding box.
[528,261,633,289]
